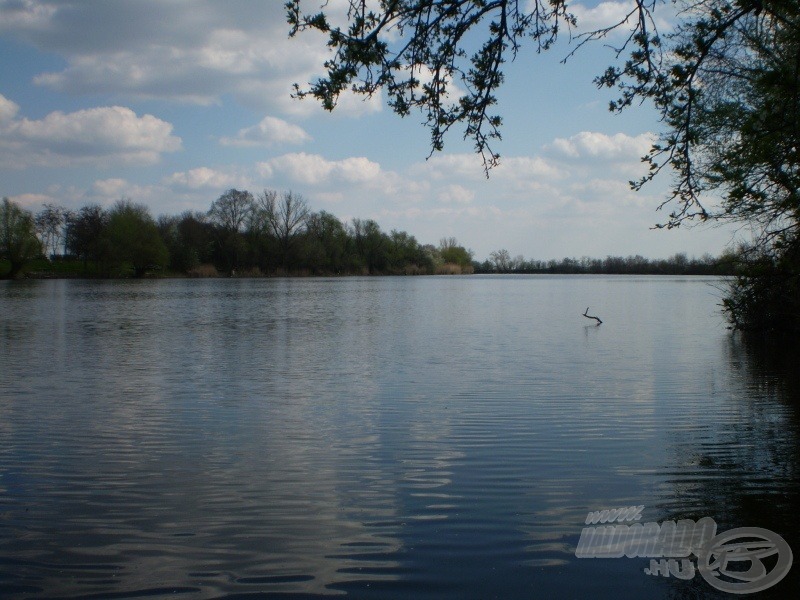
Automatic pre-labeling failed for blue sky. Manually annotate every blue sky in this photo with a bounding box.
[0,0,740,260]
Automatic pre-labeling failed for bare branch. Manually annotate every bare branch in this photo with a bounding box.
[582,307,603,325]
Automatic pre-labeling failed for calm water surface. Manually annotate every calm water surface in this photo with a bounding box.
[1,276,798,599]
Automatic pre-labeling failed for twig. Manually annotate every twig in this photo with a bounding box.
[583,307,603,325]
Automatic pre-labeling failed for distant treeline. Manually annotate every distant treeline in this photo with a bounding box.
[2,190,736,279]
[2,190,474,278]
[474,249,736,276]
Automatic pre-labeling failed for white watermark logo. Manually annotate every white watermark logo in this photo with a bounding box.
[575,506,793,594]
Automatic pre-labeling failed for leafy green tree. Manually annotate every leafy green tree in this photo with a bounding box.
[106,200,168,277]
[0,197,41,279]
[158,213,207,273]
[387,229,431,273]
[303,210,350,274]
[245,209,279,274]
[66,204,111,272]
[439,237,473,271]
[351,218,389,274]
[178,212,216,266]
[600,1,800,330]
[723,244,800,332]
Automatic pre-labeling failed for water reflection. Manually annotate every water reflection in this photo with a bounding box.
[659,335,800,599]
[0,278,797,598]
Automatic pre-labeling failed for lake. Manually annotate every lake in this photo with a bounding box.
[1,276,798,598]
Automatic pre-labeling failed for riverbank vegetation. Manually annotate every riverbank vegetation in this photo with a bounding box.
[2,192,736,280]
[1,191,475,279]
[474,249,733,276]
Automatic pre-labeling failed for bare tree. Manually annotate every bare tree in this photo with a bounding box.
[208,189,254,232]
[439,237,459,251]
[207,189,254,274]
[490,249,513,273]
[35,204,69,259]
[256,190,309,272]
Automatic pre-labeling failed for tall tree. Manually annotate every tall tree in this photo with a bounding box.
[388,229,429,273]
[304,210,350,273]
[106,200,168,277]
[601,1,800,331]
[256,189,309,272]
[208,189,254,233]
[439,237,473,269]
[351,218,389,274]
[66,205,111,272]
[208,189,254,273]
[35,204,69,259]
[0,198,41,279]
[490,249,513,273]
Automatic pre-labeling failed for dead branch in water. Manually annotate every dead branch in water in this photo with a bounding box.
[583,307,603,325]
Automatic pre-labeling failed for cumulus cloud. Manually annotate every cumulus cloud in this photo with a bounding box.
[438,184,475,205]
[220,116,311,147]
[92,178,129,197]
[546,131,653,160]
[569,1,637,32]
[495,156,568,179]
[0,0,57,30]
[411,154,493,181]
[164,167,246,190]
[0,93,19,121]
[7,192,53,210]
[414,153,566,183]
[568,1,675,37]
[262,153,384,186]
[0,0,378,116]
[0,101,181,168]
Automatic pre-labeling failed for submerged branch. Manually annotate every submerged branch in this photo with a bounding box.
[583,307,603,325]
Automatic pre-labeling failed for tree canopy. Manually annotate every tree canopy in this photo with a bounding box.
[287,0,652,171]
[0,198,41,279]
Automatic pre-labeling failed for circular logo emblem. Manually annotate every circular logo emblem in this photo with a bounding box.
[699,527,793,594]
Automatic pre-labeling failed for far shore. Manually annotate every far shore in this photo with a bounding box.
[3,256,736,281]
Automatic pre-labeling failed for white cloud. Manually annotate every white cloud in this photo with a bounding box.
[0,93,19,121]
[438,184,475,205]
[264,153,385,186]
[570,1,636,33]
[1,1,379,116]
[255,161,274,179]
[568,1,675,37]
[88,179,170,207]
[495,156,568,180]
[411,154,491,181]
[546,131,653,160]
[92,178,129,197]
[220,116,311,147]
[7,192,53,210]
[413,152,566,184]
[0,0,57,30]
[164,167,246,190]
[0,103,181,168]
